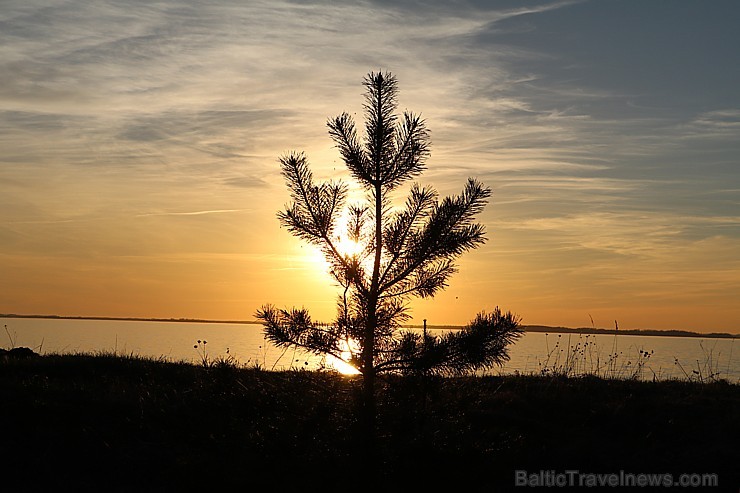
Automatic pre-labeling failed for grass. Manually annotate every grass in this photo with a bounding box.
[531,327,737,383]
[535,332,659,381]
[1,351,738,492]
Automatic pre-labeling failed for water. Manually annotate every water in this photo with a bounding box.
[498,331,739,382]
[2,318,738,382]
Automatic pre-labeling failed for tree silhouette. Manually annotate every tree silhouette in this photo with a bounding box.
[256,71,521,429]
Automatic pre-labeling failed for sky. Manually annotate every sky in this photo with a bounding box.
[1,0,739,333]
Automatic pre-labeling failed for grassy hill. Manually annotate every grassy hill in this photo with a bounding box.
[1,353,738,491]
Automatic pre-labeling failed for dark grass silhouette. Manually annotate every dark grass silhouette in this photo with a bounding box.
[1,353,738,492]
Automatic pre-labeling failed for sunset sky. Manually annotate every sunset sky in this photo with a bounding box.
[2,0,739,333]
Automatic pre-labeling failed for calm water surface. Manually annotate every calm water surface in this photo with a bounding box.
[3,318,738,382]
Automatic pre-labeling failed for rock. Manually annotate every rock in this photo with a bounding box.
[1,347,39,358]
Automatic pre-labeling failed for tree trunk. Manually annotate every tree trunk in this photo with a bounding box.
[360,283,378,454]
[360,365,376,451]
[358,171,383,459]
[361,86,385,464]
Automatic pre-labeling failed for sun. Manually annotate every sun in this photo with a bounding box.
[326,339,361,375]
[332,211,364,258]
[327,354,361,375]
[335,235,362,258]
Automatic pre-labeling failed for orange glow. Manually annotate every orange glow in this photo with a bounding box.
[326,339,361,375]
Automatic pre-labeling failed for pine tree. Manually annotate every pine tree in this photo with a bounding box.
[256,71,521,428]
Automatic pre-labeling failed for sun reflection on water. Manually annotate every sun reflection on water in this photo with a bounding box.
[326,339,361,375]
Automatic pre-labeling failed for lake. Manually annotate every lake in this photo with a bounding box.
[2,317,738,382]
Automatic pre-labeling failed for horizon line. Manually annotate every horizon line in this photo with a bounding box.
[2,313,737,338]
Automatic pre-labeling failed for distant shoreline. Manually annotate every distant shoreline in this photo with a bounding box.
[519,324,739,340]
[0,313,257,325]
[2,313,737,339]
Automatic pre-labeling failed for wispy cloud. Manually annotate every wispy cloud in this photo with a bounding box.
[1,0,738,329]
[135,209,249,217]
